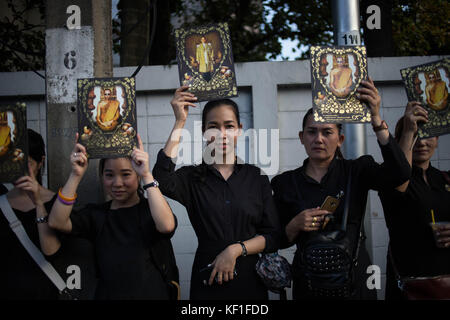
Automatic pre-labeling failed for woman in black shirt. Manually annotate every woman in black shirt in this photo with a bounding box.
[152,86,280,300]
[0,129,60,299]
[379,101,450,300]
[271,78,411,299]
[49,134,177,299]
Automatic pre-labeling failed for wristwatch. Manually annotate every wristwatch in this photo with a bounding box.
[237,241,248,257]
[36,216,48,224]
[143,180,159,190]
[372,120,388,132]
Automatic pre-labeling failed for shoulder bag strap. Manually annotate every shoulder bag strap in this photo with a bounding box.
[352,221,366,266]
[387,244,405,290]
[0,194,68,293]
[442,171,450,185]
[341,163,353,231]
[340,162,365,266]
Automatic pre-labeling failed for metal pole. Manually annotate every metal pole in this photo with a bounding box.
[45,0,112,299]
[46,0,112,204]
[332,0,366,159]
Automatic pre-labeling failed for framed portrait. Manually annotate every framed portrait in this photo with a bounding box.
[310,46,370,123]
[175,23,238,102]
[0,102,28,183]
[77,77,137,159]
[401,58,450,138]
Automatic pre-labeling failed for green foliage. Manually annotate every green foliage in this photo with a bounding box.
[0,0,45,72]
[0,0,448,72]
[264,0,333,59]
[391,0,450,56]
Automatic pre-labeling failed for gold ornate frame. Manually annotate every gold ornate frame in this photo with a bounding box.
[310,46,370,123]
[0,102,27,182]
[175,23,238,102]
[77,77,137,159]
[401,58,450,138]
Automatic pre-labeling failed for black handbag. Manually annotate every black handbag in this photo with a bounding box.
[297,169,365,298]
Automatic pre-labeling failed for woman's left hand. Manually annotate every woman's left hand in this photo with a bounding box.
[357,77,381,118]
[208,244,241,285]
[13,161,42,205]
[131,134,151,179]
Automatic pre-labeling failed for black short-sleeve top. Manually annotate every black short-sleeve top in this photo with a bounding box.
[69,197,177,299]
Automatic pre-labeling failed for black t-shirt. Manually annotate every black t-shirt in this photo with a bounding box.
[0,184,8,196]
[70,197,177,300]
[379,165,450,277]
[0,194,60,300]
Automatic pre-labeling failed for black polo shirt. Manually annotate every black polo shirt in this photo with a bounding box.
[271,134,411,251]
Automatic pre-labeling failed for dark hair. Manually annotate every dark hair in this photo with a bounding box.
[301,108,344,159]
[27,129,45,184]
[201,99,241,132]
[99,158,144,197]
[194,99,241,183]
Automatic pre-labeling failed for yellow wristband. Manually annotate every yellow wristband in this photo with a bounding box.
[58,188,77,202]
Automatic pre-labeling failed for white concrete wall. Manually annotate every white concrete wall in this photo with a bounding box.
[1,56,449,300]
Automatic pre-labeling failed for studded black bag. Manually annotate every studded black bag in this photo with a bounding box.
[301,230,358,298]
[298,169,365,298]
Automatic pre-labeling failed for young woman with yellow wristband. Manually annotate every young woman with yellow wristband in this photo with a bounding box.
[49,133,178,299]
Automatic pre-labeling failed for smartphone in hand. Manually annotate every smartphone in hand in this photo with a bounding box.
[320,196,340,229]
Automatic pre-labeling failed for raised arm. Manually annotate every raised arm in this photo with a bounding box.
[396,101,428,192]
[132,134,176,234]
[357,78,412,189]
[48,134,88,233]
[153,87,197,205]
[163,86,197,158]
[357,77,390,145]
